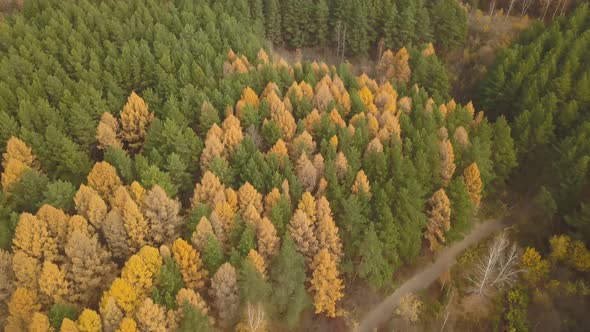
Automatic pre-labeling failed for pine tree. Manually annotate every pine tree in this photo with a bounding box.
[269,235,310,328]
[425,189,452,251]
[492,116,517,186]
[358,223,392,290]
[171,239,208,292]
[120,92,154,152]
[446,176,474,242]
[264,0,282,44]
[310,249,344,318]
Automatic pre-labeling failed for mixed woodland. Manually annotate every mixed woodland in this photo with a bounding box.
[0,0,588,331]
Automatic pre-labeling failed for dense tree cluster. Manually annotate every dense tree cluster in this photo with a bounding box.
[477,4,590,244]
[251,0,467,55]
[0,0,519,330]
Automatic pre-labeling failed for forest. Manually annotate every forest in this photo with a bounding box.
[0,0,588,331]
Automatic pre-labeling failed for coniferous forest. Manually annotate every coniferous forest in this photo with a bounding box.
[0,0,589,331]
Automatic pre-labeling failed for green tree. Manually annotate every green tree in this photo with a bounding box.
[152,257,185,309]
[446,176,474,242]
[358,223,392,290]
[270,235,310,328]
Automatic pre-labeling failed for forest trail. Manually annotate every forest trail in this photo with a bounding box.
[354,217,508,332]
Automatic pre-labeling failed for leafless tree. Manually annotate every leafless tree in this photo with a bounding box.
[506,0,520,18]
[541,0,553,20]
[466,232,523,296]
[245,303,265,332]
[489,0,497,16]
[521,0,533,16]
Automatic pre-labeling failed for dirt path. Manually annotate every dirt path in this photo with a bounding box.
[355,218,507,332]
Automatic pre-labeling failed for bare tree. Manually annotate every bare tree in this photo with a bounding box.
[489,0,497,16]
[541,0,553,20]
[506,0,519,18]
[466,233,523,296]
[521,0,533,16]
[245,303,265,332]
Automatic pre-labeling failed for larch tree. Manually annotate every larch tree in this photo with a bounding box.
[12,213,57,261]
[6,287,41,331]
[221,114,244,152]
[2,136,36,169]
[200,126,225,171]
[36,204,69,254]
[309,249,344,318]
[100,297,124,332]
[393,48,411,83]
[12,251,40,291]
[171,239,208,292]
[1,158,29,192]
[116,317,138,332]
[256,217,280,261]
[246,249,267,280]
[464,163,483,207]
[142,185,181,245]
[522,247,550,285]
[191,171,225,209]
[28,312,52,332]
[175,288,212,323]
[296,153,318,193]
[60,318,80,332]
[39,261,70,304]
[351,170,371,197]
[102,210,131,261]
[73,185,107,229]
[64,230,115,307]
[134,298,168,332]
[210,262,239,328]
[87,161,122,201]
[425,189,452,251]
[271,107,296,141]
[0,250,14,303]
[334,152,349,180]
[96,112,122,150]
[122,198,148,251]
[297,192,317,223]
[191,216,216,253]
[238,182,263,216]
[315,196,343,265]
[439,140,456,187]
[120,92,154,152]
[288,209,319,265]
[77,309,101,332]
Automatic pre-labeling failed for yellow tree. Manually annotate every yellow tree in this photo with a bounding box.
[28,312,52,332]
[316,197,343,265]
[175,288,212,322]
[96,112,122,150]
[101,278,139,314]
[120,92,154,152]
[272,108,296,141]
[549,234,571,262]
[247,249,267,279]
[191,171,225,209]
[36,205,69,254]
[236,87,260,119]
[298,192,317,223]
[313,83,334,111]
[116,318,138,332]
[74,185,107,228]
[522,247,550,285]
[171,239,208,291]
[439,140,456,187]
[122,198,148,251]
[310,249,344,318]
[424,189,452,251]
[135,298,168,332]
[569,241,590,272]
[334,152,349,180]
[256,217,280,261]
[87,161,122,201]
[77,309,101,332]
[268,139,288,162]
[288,209,319,265]
[100,297,124,331]
[263,188,281,216]
[39,261,70,304]
[12,251,40,291]
[464,163,482,207]
[2,136,36,168]
[13,213,57,261]
[6,287,40,330]
[377,49,396,82]
[60,319,80,332]
[290,131,316,159]
[222,114,244,151]
[1,158,29,193]
[351,170,371,197]
[393,48,411,83]
[238,182,263,215]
